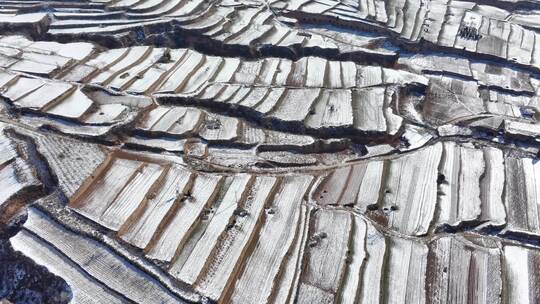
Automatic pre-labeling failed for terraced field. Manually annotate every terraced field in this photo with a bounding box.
[1,0,540,303]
